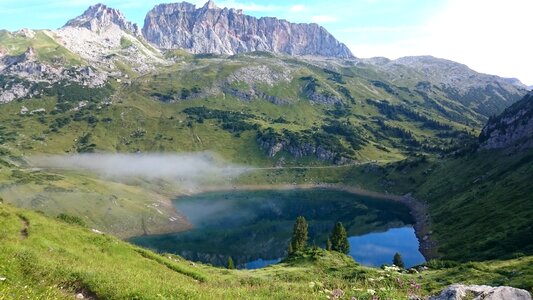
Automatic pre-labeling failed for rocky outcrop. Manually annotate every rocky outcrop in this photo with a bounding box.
[223,64,291,104]
[430,284,531,300]
[257,130,350,164]
[479,92,533,150]
[64,3,140,35]
[142,1,353,58]
[0,47,107,103]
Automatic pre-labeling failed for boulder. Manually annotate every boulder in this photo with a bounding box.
[430,284,532,300]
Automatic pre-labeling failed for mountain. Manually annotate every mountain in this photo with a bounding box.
[0,30,106,104]
[56,3,165,73]
[479,92,533,150]
[365,56,528,118]
[63,3,140,35]
[0,3,533,297]
[142,1,353,58]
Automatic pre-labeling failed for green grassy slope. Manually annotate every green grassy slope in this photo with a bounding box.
[313,149,533,262]
[416,150,533,261]
[0,53,492,167]
[0,30,83,66]
[0,203,531,299]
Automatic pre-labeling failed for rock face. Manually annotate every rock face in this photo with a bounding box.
[430,284,532,300]
[64,3,140,35]
[142,1,353,58]
[479,92,533,150]
[256,130,350,164]
[0,47,107,103]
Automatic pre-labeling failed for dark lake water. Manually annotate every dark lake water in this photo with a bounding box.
[129,189,425,269]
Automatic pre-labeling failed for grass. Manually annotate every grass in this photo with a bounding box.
[0,30,83,66]
[0,166,190,238]
[0,203,531,299]
[119,36,133,49]
[414,150,533,261]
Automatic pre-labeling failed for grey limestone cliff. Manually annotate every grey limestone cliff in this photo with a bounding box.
[142,1,353,58]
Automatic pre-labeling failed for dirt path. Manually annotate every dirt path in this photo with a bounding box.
[249,161,371,170]
[18,215,29,239]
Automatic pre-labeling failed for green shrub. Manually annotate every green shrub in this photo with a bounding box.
[57,213,86,227]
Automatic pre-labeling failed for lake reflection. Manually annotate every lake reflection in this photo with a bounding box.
[129,189,425,269]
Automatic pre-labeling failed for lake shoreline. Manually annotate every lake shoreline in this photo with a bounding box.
[173,183,438,261]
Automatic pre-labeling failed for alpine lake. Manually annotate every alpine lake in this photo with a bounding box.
[130,189,425,269]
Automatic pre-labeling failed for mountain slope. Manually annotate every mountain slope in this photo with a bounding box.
[0,30,107,104]
[333,99,533,261]
[56,4,165,73]
[480,91,533,150]
[0,51,527,166]
[364,56,528,118]
[142,1,353,58]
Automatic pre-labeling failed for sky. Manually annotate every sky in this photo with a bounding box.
[0,0,532,85]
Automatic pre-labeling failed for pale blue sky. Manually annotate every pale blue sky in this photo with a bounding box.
[0,0,532,84]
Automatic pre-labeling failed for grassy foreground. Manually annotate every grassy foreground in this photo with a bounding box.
[0,203,531,299]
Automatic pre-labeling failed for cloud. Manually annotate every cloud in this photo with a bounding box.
[289,4,305,12]
[339,26,425,34]
[347,0,533,85]
[30,153,248,182]
[419,0,533,84]
[311,15,337,24]
[214,0,281,12]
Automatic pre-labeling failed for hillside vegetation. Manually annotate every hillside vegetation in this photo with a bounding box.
[1,203,531,299]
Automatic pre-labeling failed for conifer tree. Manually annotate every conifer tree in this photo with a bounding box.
[227,256,235,269]
[393,252,405,268]
[329,222,349,254]
[289,216,308,254]
[326,237,332,251]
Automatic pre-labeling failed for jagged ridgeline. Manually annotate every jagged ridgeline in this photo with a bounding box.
[0,1,529,164]
[142,1,353,57]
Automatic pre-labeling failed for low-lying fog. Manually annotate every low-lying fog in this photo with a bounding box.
[30,152,248,182]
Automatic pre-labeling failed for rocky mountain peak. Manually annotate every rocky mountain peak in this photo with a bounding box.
[203,0,219,10]
[142,1,353,58]
[64,3,140,35]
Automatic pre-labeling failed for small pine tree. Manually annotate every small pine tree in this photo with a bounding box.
[227,256,235,269]
[289,216,308,255]
[393,252,405,269]
[326,238,332,251]
[329,222,349,254]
